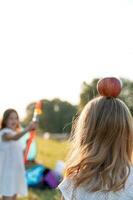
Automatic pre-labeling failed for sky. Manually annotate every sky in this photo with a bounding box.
[0,0,133,119]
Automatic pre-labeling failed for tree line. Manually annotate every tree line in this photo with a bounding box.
[22,78,133,133]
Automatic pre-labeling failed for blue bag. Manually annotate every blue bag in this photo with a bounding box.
[26,164,45,187]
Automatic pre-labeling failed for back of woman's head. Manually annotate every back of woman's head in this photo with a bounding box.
[65,96,133,192]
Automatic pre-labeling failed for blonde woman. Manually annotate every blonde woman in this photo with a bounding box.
[58,96,133,199]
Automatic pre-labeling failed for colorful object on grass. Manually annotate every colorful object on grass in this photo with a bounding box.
[26,164,59,189]
[24,100,43,163]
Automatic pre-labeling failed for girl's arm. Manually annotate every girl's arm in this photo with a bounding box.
[2,122,37,141]
[61,196,65,200]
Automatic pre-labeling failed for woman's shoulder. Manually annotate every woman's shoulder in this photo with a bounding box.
[125,166,133,186]
[58,178,103,200]
[58,171,133,200]
[58,178,75,200]
[121,167,133,199]
[58,178,109,200]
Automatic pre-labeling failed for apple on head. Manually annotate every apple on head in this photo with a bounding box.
[97,77,122,97]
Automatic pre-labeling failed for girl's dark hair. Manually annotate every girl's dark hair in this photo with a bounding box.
[1,109,19,129]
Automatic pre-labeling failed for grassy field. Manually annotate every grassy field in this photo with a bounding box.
[20,136,69,200]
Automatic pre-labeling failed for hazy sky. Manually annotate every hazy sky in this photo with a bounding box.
[0,0,133,119]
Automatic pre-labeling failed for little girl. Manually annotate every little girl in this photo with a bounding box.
[0,108,37,200]
[59,95,133,199]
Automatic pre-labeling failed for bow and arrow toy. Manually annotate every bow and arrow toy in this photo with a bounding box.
[24,100,43,163]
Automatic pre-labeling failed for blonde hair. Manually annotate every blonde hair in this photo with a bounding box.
[65,96,133,192]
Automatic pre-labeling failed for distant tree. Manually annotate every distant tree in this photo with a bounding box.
[21,102,34,127]
[22,98,77,133]
[79,78,99,111]
[119,78,133,115]
[79,78,133,115]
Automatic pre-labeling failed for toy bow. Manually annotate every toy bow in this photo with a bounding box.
[24,100,42,163]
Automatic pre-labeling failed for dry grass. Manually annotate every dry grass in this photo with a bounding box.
[19,136,69,200]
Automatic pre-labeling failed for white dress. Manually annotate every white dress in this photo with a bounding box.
[58,167,133,200]
[0,128,28,196]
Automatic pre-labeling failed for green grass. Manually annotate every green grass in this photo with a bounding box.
[20,136,69,200]
[19,189,61,200]
[36,137,69,169]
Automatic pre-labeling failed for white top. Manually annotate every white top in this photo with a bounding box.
[0,128,28,196]
[58,167,133,200]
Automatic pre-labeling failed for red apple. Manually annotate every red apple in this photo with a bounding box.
[97,77,122,97]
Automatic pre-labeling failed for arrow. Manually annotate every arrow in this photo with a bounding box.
[24,100,42,163]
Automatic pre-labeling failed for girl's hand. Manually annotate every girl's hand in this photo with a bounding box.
[25,121,38,132]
